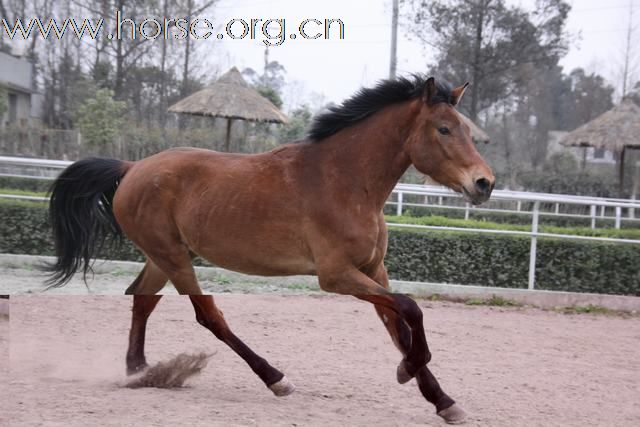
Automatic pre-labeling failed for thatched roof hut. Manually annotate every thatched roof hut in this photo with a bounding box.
[560,98,640,150]
[168,67,288,151]
[560,97,640,190]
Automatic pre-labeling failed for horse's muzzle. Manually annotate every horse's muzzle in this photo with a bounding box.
[463,177,494,205]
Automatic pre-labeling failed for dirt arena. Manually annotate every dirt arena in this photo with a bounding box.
[5,294,640,426]
[0,304,8,427]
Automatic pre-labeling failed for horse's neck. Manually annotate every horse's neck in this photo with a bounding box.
[310,101,416,210]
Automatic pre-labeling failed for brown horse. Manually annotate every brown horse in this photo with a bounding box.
[47,76,494,424]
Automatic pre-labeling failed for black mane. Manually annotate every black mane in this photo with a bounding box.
[308,75,454,142]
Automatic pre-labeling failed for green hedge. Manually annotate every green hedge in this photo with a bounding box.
[1,200,639,295]
[386,229,640,295]
[0,177,52,193]
[0,199,145,262]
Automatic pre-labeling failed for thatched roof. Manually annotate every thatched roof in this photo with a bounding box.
[459,112,490,144]
[560,97,640,151]
[168,67,288,124]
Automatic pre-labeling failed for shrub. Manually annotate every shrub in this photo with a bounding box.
[0,177,52,193]
[75,88,126,154]
[385,229,640,295]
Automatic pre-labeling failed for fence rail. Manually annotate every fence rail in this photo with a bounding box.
[1,155,639,291]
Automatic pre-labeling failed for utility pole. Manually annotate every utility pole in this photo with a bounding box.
[389,0,399,79]
[622,0,635,97]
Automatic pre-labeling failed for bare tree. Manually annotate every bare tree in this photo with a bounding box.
[619,1,639,97]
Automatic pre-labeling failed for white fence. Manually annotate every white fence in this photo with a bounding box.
[389,184,640,289]
[2,155,640,291]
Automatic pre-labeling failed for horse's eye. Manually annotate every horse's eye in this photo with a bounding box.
[438,127,450,136]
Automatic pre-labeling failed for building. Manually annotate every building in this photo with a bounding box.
[547,130,617,166]
[0,51,43,127]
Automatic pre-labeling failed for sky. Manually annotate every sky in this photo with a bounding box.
[203,0,640,110]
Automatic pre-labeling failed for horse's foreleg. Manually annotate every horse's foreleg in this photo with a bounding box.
[189,295,295,397]
[127,295,162,375]
[370,266,465,423]
[374,305,460,415]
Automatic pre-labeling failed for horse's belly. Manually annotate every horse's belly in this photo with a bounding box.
[198,248,316,276]
[188,231,316,277]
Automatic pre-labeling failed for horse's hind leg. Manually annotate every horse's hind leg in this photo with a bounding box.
[125,260,169,295]
[189,295,295,397]
[370,265,466,424]
[126,295,162,375]
[125,261,168,374]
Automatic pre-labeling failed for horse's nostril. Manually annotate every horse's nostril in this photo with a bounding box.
[475,177,491,194]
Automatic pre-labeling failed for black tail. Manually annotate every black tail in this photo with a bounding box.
[46,157,130,287]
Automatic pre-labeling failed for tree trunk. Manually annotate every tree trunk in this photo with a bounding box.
[179,0,194,130]
[469,0,488,121]
[619,147,627,195]
[501,111,515,187]
[114,0,127,99]
[159,0,169,129]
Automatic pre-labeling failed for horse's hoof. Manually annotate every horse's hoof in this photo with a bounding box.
[396,360,413,384]
[126,363,148,376]
[268,376,296,397]
[437,403,468,425]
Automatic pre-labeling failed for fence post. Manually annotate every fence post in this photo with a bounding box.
[590,205,596,229]
[396,191,403,216]
[517,200,522,212]
[528,201,540,290]
[465,203,470,220]
[615,206,621,229]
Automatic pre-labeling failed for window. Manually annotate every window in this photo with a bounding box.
[8,93,17,123]
[593,147,606,159]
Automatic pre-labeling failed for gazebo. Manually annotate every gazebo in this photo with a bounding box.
[560,97,640,191]
[168,67,288,152]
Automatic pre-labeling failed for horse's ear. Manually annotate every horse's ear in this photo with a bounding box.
[422,77,437,105]
[451,82,469,106]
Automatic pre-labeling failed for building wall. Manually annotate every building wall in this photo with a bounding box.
[0,52,33,90]
[0,51,41,127]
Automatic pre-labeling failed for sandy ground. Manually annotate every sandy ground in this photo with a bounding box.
[0,308,8,427]
[6,295,640,427]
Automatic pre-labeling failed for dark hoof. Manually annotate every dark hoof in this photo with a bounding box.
[396,360,413,384]
[268,375,296,397]
[437,403,467,424]
[126,363,148,376]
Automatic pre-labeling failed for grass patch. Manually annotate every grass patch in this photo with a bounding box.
[109,268,135,277]
[0,197,46,207]
[285,282,316,291]
[559,304,614,315]
[195,270,232,285]
[554,304,640,317]
[464,295,523,307]
[0,187,48,197]
[214,275,231,285]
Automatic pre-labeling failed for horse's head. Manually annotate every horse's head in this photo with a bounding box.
[405,77,495,205]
